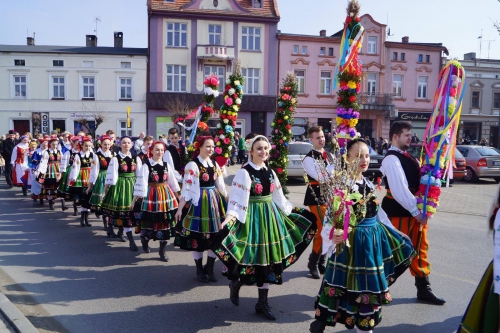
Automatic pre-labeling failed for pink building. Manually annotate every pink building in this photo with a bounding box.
[277,14,448,140]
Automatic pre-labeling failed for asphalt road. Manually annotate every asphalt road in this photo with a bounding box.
[0,165,496,333]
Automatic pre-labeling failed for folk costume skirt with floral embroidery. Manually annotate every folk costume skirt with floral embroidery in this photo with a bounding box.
[99,173,136,227]
[174,186,227,252]
[213,195,317,287]
[135,183,179,241]
[57,170,73,201]
[314,217,415,331]
[36,162,60,199]
[89,170,107,213]
[69,167,91,205]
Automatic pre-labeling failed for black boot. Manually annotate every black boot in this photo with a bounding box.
[318,254,327,275]
[255,288,276,321]
[229,280,243,306]
[141,238,151,253]
[73,203,78,216]
[107,221,118,238]
[22,187,27,196]
[60,199,68,211]
[309,319,327,333]
[415,276,446,305]
[194,258,209,283]
[116,227,126,242]
[48,200,55,210]
[159,241,168,261]
[307,252,321,279]
[39,197,44,205]
[84,211,91,227]
[102,216,107,231]
[204,256,217,282]
[126,231,138,251]
[80,212,85,227]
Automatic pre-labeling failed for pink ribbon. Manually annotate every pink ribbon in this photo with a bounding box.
[329,190,354,241]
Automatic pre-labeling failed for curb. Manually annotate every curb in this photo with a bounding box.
[0,292,38,333]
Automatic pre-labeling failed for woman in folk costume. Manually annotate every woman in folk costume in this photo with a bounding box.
[212,135,317,321]
[69,136,96,227]
[131,141,180,261]
[10,135,30,196]
[26,140,39,192]
[310,139,415,333]
[87,135,116,233]
[99,136,139,251]
[174,133,228,283]
[58,136,80,214]
[30,137,48,204]
[36,136,64,211]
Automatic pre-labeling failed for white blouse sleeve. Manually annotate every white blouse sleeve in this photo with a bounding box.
[180,161,200,204]
[89,153,100,184]
[60,151,70,172]
[272,170,293,215]
[105,157,119,185]
[163,151,182,183]
[133,163,149,197]
[37,151,50,175]
[215,163,228,197]
[226,169,251,224]
[167,164,181,193]
[135,156,143,177]
[10,146,17,165]
[69,154,81,181]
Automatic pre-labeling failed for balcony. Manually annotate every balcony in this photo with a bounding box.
[357,92,395,111]
[196,45,235,60]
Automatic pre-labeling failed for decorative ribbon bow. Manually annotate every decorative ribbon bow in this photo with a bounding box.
[329,189,354,241]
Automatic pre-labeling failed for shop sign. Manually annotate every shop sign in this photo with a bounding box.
[396,112,431,121]
[291,126,306,135]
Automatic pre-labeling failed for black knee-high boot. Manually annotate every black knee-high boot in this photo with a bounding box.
[204,257,217,282]
[159,241,168,261]
[229,280,243,306]
[80,212,85,227]
[116,227,126,242]
[39,197,44,205]
[309,320,327,333]
[107,220,117,238]
[141,238,151,253]
[73,203,78,216]
[126,231,138,251]
[60,198,68,211]
[48,200,55,210]
[255,288,276,321]
[84,211,91,227]
[102,216,107,231]
[194,258,209,283]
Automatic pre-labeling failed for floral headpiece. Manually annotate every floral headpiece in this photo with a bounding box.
[244,135,269,152]
[48,135,59,143]
[99,135,112,143]
[70,136,80,143]
[149,140,167,153]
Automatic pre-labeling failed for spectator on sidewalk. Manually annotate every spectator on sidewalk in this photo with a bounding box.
[134,132,146,153]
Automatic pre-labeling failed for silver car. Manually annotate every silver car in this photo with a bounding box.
[456,145,500,183]
[286,142,313,177]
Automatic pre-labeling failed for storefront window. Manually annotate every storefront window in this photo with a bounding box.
[462,122,481,144]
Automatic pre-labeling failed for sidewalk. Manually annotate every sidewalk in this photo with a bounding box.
[0,290,38,333]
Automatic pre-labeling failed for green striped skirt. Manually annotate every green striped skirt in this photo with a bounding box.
[89,170,107,211]
[57,170,73,200]
[213,195,317,286]
[99,173,136,227]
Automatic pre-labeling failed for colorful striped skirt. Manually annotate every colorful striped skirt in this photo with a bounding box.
[57,170,73,200]
[174,186,227,252]
[314,217,415,331]
[89,170,107,212]
[99,173,136,227]
[213,195,317,287]
[69,167,91,204]
[37,163,61,199]
[135,182,179,241]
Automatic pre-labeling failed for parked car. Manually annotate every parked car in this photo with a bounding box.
[363,146,384,182]
[457,145,500,182]
[286,142,313,177]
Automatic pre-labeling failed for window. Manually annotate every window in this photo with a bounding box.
[83,61,94,68]
[367,73,377,95]
[301,46,308,54]
[425,55,430,63]
[14,59,25,66]
[393,52,398,60]
[53,60,63,67]
[471,91,480,107]
[52,77,65,99]
[167,22,187,47]
[294,70,305,94]
[208,24,221,45]
[166,65,187,92]
[242,27,261,51]
[119,78,132,100]
[328,47,334,56]
[119,120,132,137]
[320,71,331,94]
[320,47,326,56]
[252,0,262,8]
[393,75,403,97]
[418,54,423,62]
[204,66,225,91]
[494,92,500,108]
[367,37,377,54]
[82,76,95,99]
[401,53,405,61]
[121,62,131,68]
[242,68,260,94]
[417,76,428,99]
[293,45,299,54]
[13,75,27,98]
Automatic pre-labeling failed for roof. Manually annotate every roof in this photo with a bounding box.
[149,0,279,20]
[385,41,449,55]
[0,45,148,56]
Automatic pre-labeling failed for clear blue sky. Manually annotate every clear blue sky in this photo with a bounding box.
[1,0,499,59]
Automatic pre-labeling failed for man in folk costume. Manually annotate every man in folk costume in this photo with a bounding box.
[380,121,445,305]
[301,126,335,279]
[163,128,186,184]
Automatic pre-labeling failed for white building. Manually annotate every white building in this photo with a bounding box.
[0,33,148,137]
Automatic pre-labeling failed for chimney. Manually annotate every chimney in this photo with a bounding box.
[86,35,98,47]
[464,52,476,60]
[114,32,123,48]
[26,37,35,46]
[320,30,326,37]
[402,36,409,43]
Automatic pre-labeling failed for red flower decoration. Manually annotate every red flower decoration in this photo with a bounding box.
[153,174,159,182]
[131,165,136,171]
[254,183,263,194]
[121,165,128,172]
[278,119,283,124]
[191,239,198,249]
[348,95,357,103]
[270,183,275,193]
[163,174,167,180]
[213,173,217,180]
[346,16,352,23]
[202,173,209,181]
[276,167,283,174]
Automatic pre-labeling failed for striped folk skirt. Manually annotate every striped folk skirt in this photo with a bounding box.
[69,167,91,205]
[57,170,73,201]
[89,170,107,212]
[99,173,136,227]
[135,182,179,241]
[174,186,227,252]
[314,217,415,331]
[37,162,60,199]
[213,195,317,287]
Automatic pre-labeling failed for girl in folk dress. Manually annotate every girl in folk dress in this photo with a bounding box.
[174,134,228,283]
[36,136,63,210]
[30,137,48,204]
[99,137,139,251]
[69,137,96,227]
[10,135,30,196]
[59,136,80,215]
[310,139,415,333]
[132,141,180,261]
[213,135,317,321]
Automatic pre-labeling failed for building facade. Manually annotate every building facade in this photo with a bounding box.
[146,0,279,138]
[277,14,448,140]
[459,52,500,147]
[0,33,147,137]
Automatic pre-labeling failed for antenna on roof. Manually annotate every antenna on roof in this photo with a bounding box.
[94,16,101,37]
[387,13,394,38]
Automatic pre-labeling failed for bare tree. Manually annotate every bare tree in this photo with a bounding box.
[75,103,108,139]
[163,96,198,138]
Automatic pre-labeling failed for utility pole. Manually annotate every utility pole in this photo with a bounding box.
[94,16,101,37]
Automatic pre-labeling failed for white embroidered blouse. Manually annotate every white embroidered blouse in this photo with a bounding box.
[37,149,61,175]
[133,158,180,197]
[104,152,137,186]
[180,156,227,205]
[69,151,96,182]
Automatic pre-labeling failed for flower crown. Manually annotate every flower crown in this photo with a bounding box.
[244,135,269,152]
